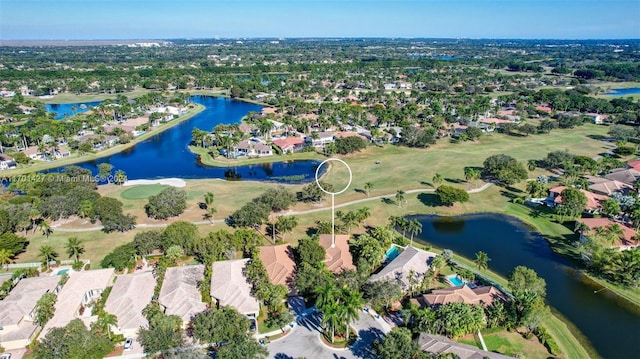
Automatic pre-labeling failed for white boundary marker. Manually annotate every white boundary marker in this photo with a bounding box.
[315,158,353,248]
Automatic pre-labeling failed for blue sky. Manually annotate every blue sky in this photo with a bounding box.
[1,0,638,40]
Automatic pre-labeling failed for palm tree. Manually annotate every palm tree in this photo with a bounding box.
[527,160,537,172]
[364,182,373,197]
[395,190,406,208]
[340,289,363,342]
[204,192,214,208]
[474,251,491,271]
[321,301,341,343]
[356,207,371,227]
[606,224,625,246]
[315,281,338,310]
[275,216,298,241]
[96,313,118,339]
[39,245,58,271]
[0,249,14,271]
[408,219,423,247]
[40,220,53,240]
[432,173,444,187]
[66,237,84,263]
[78,200,93,219]
[574,221,590,235]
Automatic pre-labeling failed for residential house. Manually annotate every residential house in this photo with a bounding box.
[585,113,607,125]
[0,154,16,170]
[210,259,260,318]
[234,139,273,157]
[369,246,437,291]
[261,107,278,116]
[104,272,155,338]
[53,147,71,159]
[21,146,42,160]
[418,333,514,359]
[605,168,640,186]
[305,131,335,148]
[626,159,640,173]
[41,269,115,338]
[0,276,60,350]
[258,245,296,291]
[318,234,355,273]
[158,265,206,327]
[479,117,512,129]
[576,217,639,250]
[273,137,306,154]
[410,285,506,308]
[546,186,607,213]
[585,176,632,196]
[535,105,553,114]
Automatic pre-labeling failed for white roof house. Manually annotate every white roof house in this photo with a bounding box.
[41,269,115,338]
[0,276,60,350]
[104,272,156,338]
[210,259,260,318]
[369,246,437,290]
[158,265,206,327]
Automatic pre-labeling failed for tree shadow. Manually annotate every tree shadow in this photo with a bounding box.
[445,178,465,184]
[417,193,440,207]
[505,186,523,193]
[381,197,395,205]
[420,181,434,187]
[587,134,608,141]
[274,354,295,359]
[350,327,385,359]
[354,188,367,196]
[499,190,518,201]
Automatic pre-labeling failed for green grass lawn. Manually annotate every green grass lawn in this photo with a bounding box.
[120,184,169,200]
[457,330,550,359]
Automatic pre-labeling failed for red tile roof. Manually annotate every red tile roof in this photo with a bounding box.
[273,137,304,150]
[318,234,355,273]
[576,217,638,248]
[549,186,607,211]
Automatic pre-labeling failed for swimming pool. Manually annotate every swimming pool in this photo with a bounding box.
[448,275,464,286]
[383,245,403,262]
[57,269,69,276]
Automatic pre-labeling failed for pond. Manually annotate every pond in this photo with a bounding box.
[46,96,322,183]
[603,87,640,96]
[45,101,102,120]
[409,213,640,359]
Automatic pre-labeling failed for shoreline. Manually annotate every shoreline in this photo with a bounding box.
[189,145,323,168]
[2,104,205,176]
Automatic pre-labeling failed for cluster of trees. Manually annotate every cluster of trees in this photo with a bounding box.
[33,319,115,359]
[482,154,528,185]
[228,186,296,228]
[244,253,293,330]
[145,187,187,220]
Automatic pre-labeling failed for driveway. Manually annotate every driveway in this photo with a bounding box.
[266,299,391,359]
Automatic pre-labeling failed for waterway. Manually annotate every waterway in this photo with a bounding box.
[410,213,640,359]
[46,96,321,183]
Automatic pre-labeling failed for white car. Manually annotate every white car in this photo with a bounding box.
[0,354,11,359]
[124,337,134,351]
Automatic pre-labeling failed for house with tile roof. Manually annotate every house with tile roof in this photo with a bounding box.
[258,245,296,290]
[575,217,639,250]
[0,276,60,350]
[273,137,305,153]
[104,271,155,337]
[369,246,437,291]
[547,186,607,213]
[210,259,260,318]
[158,265,206,327]
[41,269,115,338]
[318,234,355,273]
[411,285,506,308]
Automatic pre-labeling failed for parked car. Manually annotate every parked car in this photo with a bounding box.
[124,337,134,351]
[0,354,12,359]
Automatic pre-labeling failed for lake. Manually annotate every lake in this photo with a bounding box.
[45,101,103,120]
[409,213,640,359]
[46,96,322,183]
[603,87,640,96]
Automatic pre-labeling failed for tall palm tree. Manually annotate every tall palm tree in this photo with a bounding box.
[340,289,363,342]
[395,190,406,208]
[66,237,84,262]
[39,245,58,271]
[356,207,371,227]
[315,282,338,310]
[321,302,341,343]
[474,251,491,271]
[364,182,373,197]
[40,220,53,240]
[408,219,423,247]
[276,216,298,241]
[0,249,14,271]
[96,313,118,339]
[606,224,625,246]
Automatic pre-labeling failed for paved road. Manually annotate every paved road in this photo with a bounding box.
[52,182,494,232]
[266,308,391,359]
